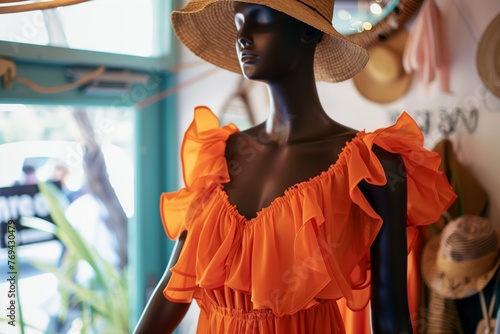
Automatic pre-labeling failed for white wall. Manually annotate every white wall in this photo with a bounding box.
[176,0,500,222]
[172,0,500,331]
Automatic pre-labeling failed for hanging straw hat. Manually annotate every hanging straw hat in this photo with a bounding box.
[421,215,500,300]
[352,29,412,104]
[432,138,489,219]
[476,14,500,98]
[170,0,369,83]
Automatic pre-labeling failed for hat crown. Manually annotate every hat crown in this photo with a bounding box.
[440,215,498,262]
[422,214,500,299]
[365,47,401,83]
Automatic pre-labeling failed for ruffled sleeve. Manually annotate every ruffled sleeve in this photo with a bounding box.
[160,106,238,303]
[160,106,238,239]
[335,111,457,310]
[352,111,456,246]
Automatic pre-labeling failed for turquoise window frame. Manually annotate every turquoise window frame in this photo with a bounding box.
[0,0,180,330]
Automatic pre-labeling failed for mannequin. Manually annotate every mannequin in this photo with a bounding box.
[134,2,454,333]
[224,5,411,332]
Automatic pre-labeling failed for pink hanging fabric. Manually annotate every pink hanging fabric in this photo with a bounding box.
[403,0,451,93]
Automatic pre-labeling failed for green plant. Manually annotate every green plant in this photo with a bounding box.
[21,182,129,334]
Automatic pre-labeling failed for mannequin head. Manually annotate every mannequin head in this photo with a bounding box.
[234,2,323,82]
[171,0,368,82]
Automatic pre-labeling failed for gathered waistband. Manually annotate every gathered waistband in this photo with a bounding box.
[210,298,337,320]
[200,299,344,333]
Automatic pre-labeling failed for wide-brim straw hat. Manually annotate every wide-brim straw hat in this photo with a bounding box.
[421,215,500,300]
[476,14,500,98]
[171,0,369,82]
[352,29,412,104]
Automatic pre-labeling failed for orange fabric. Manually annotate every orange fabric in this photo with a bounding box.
[160,106,457,333]
[337,298,370,334]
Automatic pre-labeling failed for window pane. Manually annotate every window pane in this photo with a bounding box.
[0,0,161,57]
[0,104,134,333]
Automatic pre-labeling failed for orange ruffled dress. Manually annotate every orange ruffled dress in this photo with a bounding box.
[160,107,456,334]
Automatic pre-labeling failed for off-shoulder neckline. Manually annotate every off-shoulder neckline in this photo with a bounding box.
[218,131,367,224]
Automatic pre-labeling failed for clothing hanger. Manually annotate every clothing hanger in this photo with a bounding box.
[477,270,500,334]
[437,107,479,136]
[414,110,431,136]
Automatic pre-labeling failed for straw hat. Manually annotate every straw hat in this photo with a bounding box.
[476,14,500,98]
[422,215,500,299]
[352,29,412,104]
[432,138,489,219]
[171,0,369,82]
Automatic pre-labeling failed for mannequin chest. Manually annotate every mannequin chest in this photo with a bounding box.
[222,130,357,220]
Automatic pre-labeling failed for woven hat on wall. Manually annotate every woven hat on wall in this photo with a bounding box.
[170,0,369,83]
[477,14,500,98]
[421,215,500,300]
[352,29,412,104]
[432,138,489,220]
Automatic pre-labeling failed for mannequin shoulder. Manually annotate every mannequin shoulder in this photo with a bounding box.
[372,144,403,170]
[225,124,266,151]
[359,144,406,196]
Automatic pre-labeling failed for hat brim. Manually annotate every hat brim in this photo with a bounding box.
[352,68,412,104]
[421,233,500,299]
[477,14,500,98]
[171,0,369,82]
[352,29,412,104]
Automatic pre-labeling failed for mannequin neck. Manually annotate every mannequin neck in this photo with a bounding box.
[264,68,333,145]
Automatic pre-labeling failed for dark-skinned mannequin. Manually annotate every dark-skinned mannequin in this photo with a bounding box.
[134,2,412,333]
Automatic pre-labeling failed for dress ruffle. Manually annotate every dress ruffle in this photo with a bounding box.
[160,107,456,317]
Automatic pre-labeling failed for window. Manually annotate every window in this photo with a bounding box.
[0,0,179,332]
[0,0,167,57]
[0,104,134,333]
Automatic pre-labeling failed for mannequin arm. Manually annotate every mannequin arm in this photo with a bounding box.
[133,231,191,334]
[359,145,413,333]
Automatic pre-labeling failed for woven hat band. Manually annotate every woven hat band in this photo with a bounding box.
[295,0,334,23]
[437,251,498,278]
